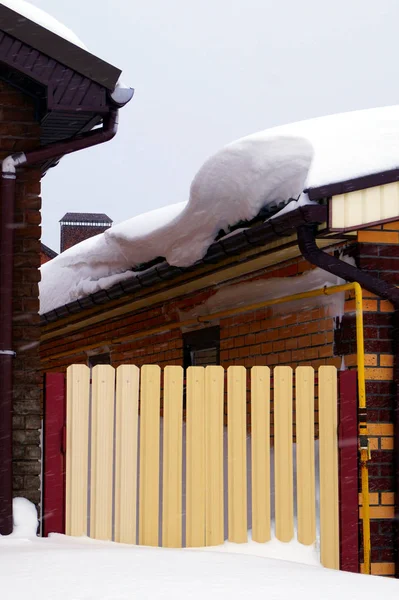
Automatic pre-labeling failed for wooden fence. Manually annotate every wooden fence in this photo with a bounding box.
[65,364,339,569]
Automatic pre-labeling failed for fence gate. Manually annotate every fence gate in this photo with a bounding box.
[44,364,346,570]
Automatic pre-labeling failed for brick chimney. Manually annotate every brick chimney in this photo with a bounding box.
[60,212,112,252]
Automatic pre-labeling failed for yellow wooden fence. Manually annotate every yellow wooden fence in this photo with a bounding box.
[65,364,339,569]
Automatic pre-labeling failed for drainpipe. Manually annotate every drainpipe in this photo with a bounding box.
[0,108,120,535]
[297,223,399,577]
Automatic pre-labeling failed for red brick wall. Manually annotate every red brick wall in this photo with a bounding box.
[40,251,52,265]
[60,224,111,252]
[0,81,42,505]
[336,223,399,577]
[41,254,340,375]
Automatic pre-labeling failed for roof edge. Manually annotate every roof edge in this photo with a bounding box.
[0,5,121,90]
[307,168,399,200]
[40,204,327,325]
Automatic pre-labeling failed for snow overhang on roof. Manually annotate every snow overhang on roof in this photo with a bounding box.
[40,204,327,324]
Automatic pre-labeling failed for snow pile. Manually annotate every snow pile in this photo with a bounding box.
[40,106,399,315]
[0,512,398,599]
[1,500,398,599]
[0,497,38,538]
[1,0,88,49]
[40,136,313,314]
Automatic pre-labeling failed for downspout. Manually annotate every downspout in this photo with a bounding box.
[297,223,399,577]
[0,108,119,535]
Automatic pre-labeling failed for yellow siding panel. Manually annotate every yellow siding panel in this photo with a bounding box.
[186,367,206,547]
[205,366,224,546]
[318,366,339,570]
[162,366,183,548]
[296,367,316,546]
[115,365,139,544]
[66,364,90,537]
[90,365,115,541]
[139,365,161,546]
[251,366,271,543]
[274,366,294,543]
[331,182,399,230]
[227,366,247,543]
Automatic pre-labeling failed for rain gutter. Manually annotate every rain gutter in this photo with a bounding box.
[0,108,120,535]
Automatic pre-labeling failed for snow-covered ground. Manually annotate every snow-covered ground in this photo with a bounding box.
[40,105,399,316]
[1,499,398,600]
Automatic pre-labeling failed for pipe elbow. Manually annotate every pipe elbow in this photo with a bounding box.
[2,152,27,176]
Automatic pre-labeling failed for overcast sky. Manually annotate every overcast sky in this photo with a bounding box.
[31,0,399,252]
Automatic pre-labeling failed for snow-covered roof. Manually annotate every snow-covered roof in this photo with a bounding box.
[1,0,87,49]
[40,105,399,316]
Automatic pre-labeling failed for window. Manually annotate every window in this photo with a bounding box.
[183,326,220,368]
[88,352,111,368]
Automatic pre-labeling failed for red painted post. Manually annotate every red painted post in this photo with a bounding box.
[338,370,359,573]
[43,373,66,536]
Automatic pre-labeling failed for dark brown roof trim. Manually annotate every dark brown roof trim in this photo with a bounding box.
[307,168,399,200]
[0,5,121,90]
[40,204,327,325]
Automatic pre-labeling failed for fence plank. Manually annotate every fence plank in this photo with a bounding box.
[296,367,316,545]
[274,366,294,542]
[251,366,271,543]
[115,365,139,544]
[186,366,206,547]
[139,365,161,546]
[90,365,115,541]
[162,366,183,548]
[66,364,90,537]
[227,366,247,543]
[205,366,224,546]
[319,366,339,569]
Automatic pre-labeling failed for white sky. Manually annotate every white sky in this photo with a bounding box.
[30,0,399,252]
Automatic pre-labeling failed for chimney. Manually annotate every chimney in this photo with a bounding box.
[59,213,113,253]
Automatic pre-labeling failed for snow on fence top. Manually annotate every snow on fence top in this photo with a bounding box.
[39,105,399,315]
[2,0,88,49]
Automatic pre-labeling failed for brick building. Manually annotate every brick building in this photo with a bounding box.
[0,3,132,534]
[40,243,58,265]
[60,212,112,252]
[40,177,399,576]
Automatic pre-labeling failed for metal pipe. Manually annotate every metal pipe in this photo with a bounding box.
[0,174,17,535]
[296,223,399,576]
[0,108,120,535]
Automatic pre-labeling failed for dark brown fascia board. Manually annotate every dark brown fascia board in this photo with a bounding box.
[0,5,121,90]
[307,168,399,201]
[40,204,327,325]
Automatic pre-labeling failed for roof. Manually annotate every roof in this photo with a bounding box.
[60,213,113,224]
[40,204,327,324]
[0,3,120,90]
[41,243,58,259]
[0,3,133,162]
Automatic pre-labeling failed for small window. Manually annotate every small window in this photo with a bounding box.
[183,326,220,368]
[88,353,111,368]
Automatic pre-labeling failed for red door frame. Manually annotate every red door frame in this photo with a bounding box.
[338,370,359,572]
[42,373,66,536]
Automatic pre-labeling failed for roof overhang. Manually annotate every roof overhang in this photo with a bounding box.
[0,4,121,90]
[40,204,329,329]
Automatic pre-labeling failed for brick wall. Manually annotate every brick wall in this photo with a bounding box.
[41,231,399,575]
[0,81,42,505]
[335,222,399,577]
[41,254,341,373]
[60,224,111,252]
